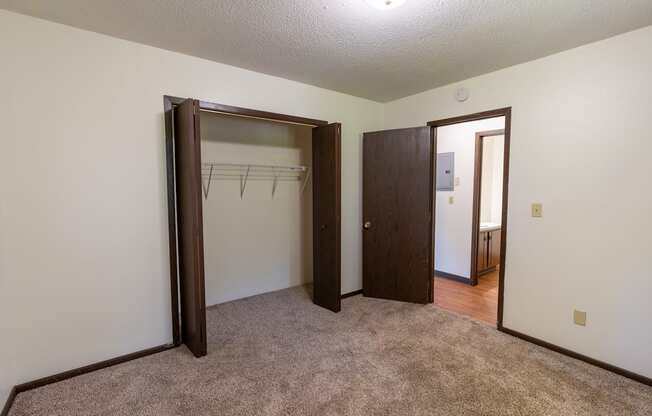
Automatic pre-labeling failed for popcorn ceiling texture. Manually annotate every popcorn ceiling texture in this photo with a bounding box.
[1,0,652,101]
[9,286,652,415]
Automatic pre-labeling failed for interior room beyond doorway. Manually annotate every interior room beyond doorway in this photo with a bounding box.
[432,115,507,326]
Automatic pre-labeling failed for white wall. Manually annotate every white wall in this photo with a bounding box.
[1,9,651,405]
[385,26,652,378]
[200,113,313,305]
[480,135,505,224]
[435,118,504,278]
[0,10,383,403]
[479,138,494,223]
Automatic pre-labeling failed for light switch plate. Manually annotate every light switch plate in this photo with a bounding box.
[454,177,460,186]
[531,203,543,217]
[449,196,454,204]
[574,310,587,326]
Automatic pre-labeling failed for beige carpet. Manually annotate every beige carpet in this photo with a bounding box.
[10,285,652,415]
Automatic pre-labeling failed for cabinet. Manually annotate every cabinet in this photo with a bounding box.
[477,232,488,272]
[477,228,501,275]
[489,229,501,269]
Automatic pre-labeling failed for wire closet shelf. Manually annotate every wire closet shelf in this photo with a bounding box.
[201,162,311,199]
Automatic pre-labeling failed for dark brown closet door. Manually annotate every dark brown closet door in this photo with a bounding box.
[312,123,341,312]
[363,127,434,304]
[174,99,207,357]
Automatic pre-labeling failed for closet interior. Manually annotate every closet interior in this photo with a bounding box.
[200,111,314,306]
[167,97,341,358]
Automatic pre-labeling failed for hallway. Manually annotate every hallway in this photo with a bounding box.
[433,271,498,325]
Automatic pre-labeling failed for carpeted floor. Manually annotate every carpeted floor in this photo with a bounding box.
[10,285,652,415]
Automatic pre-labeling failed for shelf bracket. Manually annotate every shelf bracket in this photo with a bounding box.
[271,168,279,199]
[240,165,250,199]
[300,168,311,194]
[202,164,214,200]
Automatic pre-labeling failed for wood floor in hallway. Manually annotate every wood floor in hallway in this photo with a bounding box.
[433,270,498,325]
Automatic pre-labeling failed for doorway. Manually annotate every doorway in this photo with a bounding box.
[164,96,342,357]
[361,108,511,328]
[429,109,511,327]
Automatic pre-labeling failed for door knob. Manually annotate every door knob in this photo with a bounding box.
[320,224,327,231]
[363,221,372,230]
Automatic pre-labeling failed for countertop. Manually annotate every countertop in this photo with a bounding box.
[480,222,502,232]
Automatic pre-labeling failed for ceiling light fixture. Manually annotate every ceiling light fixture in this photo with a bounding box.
[365,0,406,10]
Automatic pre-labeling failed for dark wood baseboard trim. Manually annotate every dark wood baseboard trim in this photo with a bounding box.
[15,343,176,392]
[434,270,477,286]
[478,266,497,276]
[0,387,17,416]
[499,326,652,387]
[3,344,176,415]
[341,289,363,299]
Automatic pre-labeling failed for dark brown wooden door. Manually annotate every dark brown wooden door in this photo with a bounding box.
[362,127,434,304]
[174,99,207,357]
[312,123,341,312]
[477,231,488,272]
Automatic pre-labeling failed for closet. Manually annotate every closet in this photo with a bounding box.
[165,97,341,357]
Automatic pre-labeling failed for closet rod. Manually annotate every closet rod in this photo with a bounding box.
[200,162,311,200]
[201,174,302,180]
[202,162,307,171]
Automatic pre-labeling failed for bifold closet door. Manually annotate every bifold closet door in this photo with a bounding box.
[174,99,207,357]
[312,123,342,312]
[362,127,434,304]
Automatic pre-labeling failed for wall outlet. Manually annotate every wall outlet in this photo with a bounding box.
[449,196,454,204]
[573,310,587,326]
[531,203,543,217]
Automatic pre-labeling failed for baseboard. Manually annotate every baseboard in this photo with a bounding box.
[3,343,176,416]
[478,266,496,276]
[498,326,652,387]
[0,387,17,416]
[434,270,477,286]
[341,289,363,299]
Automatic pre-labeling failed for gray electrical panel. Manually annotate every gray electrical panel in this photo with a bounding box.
[436,152,454,191]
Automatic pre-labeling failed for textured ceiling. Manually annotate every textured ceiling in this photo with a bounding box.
[2,0,652,102]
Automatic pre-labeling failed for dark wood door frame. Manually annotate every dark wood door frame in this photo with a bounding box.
[428,108,512,327]
[470,129,505,285]
[163,95,339,347]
